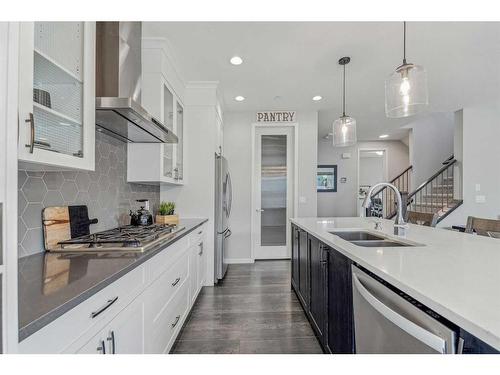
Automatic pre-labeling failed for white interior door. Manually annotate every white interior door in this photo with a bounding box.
[253,126,294,260]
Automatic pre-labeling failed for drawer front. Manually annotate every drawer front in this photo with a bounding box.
[145,279,190,354]
[20,265,144,354]
[144,235,189,285]
[190,224,207,247]
[144,252,189,321]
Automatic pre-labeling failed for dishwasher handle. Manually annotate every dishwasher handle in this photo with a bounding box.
[352,271,447,353]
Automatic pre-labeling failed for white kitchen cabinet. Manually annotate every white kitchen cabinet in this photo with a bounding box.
[18,22,95,171]
[18,223,207,354]
[76,297,144,354]
[197,236,207,292]
[127,61,184,185]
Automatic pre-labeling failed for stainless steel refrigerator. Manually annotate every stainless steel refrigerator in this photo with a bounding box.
[214,154,232,282]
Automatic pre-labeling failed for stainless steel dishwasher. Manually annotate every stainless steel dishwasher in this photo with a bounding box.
[352,265,457,354]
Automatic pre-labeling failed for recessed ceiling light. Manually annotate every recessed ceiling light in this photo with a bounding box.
[235,95,245,102]
[379,134,389,139]
[312,95,322,101]
[230,56,243,65]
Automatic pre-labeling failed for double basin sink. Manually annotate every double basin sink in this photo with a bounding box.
[329,231,416,247]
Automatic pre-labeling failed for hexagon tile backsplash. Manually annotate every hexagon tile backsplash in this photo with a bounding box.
[18,132,160,258]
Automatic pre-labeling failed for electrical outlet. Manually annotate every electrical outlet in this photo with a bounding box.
[475,195,486,203]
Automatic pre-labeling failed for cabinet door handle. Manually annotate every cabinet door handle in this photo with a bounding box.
[198,230,203,235]
[91,296,118,319]
[171,315,181,328]
[107,330,116,354]
[198,242,203,255]
[97,340,106,354]
[25,112,35,153]
[172,277,181,287]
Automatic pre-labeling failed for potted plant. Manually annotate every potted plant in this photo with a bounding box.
[156,201,178,225]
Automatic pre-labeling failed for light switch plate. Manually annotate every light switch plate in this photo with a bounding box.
[299,196,307,204]
[475,195,486,203]
[475,184,481,192]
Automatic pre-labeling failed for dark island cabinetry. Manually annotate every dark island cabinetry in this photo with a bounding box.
[291,224,354,353]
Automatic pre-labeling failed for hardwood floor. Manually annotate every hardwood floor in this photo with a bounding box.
[171,260,323,354]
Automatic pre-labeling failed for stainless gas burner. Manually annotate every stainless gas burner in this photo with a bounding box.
[51,224,185,253]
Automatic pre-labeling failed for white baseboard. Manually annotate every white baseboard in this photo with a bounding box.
[225,258,255,264]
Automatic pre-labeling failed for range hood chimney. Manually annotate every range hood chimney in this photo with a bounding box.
[95,22,178,143]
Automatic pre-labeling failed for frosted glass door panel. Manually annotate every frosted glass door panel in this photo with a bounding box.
[32,22,84,157]
[261,135,287,246]
[163,85,174,177]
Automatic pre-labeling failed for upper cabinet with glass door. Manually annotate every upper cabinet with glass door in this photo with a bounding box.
[127,73,184,185]
[18,22,95,171]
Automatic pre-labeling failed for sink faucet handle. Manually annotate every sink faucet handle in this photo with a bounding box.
[370,219,383,231]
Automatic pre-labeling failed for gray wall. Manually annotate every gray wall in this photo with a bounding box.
[317,140,409,217]
[18,131,160,258]
[407,113,455,190]
[440,102,500,226]
[223,111,318,262]
[359,154,385,186]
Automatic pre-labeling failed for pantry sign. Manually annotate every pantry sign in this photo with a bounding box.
[256,111,296,123]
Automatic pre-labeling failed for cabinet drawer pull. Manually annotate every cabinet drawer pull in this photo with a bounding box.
[91,296,118,319]
[171,315,181,328]
[107,330,116,354]
[198,242,203,255]
[172,277,181,287]
[97,340,106,354]
[198,230,203,235]
[25,112,35,154]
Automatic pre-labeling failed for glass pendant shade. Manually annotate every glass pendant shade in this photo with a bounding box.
[332,115,357,147]
[385,63,428,118]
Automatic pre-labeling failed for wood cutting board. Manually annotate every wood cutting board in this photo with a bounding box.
[42,205,98,251]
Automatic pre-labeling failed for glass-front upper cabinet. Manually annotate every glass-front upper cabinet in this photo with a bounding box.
[18,22,95,171]
[127,75,184,185]
[163,84,174,179]
[175,101,184,180]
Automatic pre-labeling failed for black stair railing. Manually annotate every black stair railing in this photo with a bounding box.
[366,165,412,218]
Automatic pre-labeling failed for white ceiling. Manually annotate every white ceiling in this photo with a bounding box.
[143,22,500,141]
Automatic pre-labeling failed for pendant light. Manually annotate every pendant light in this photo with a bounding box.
[385,22,428,118]
[333,56,357,147]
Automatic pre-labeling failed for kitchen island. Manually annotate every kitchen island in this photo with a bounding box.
[291,217,500,354]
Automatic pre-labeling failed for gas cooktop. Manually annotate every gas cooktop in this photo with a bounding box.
[51,224,186,253]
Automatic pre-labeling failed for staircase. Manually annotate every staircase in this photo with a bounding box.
[404,156,463,222]
[367,165,413,219]
[369,155,463,224]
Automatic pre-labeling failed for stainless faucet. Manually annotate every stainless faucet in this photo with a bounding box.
[362,182,408,236]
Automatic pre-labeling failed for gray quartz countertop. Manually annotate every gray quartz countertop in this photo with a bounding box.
[18,218,208,341]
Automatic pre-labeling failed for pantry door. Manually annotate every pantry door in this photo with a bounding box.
[252,126,295,260]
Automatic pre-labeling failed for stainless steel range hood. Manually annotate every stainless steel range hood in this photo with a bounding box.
[95,22,178,143]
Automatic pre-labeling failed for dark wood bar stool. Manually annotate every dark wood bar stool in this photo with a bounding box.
[465,216,500,238]
[406,211,438,227]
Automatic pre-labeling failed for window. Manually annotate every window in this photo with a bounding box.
[317,165,337,192]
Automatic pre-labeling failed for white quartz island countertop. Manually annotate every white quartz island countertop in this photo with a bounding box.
[290,217,500,351]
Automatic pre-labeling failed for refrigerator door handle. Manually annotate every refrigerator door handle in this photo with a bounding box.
[225,172,232,218]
